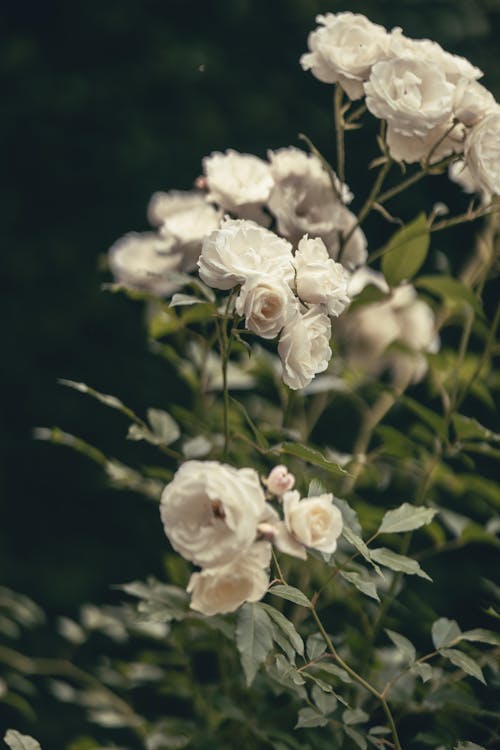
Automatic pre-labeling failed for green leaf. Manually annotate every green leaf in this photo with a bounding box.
[342,526,383,577]
[306,633,327,660]
[343,708,369,725]
[313,661,352,684]
[457,628,500,646]
[344,727,368,750]
[268,585,311,608]
[340,570,379,602]
[348,284,391,312]
[278,443,348,478]
[117,579,189,622]
[452,414,500,443]
[385,629,416,663]
[411,662,433,683]
[401,396,447,439]
[382,213,430,286]
[4,731,41,750]
[378,503,438,535]
[311,684,338,715]
[295,707,329,729]
[258,603,304,657]
[432,617,462,649]
[236,603,274,686]
[416,275,483,316]
[455,743,487,750]
[440,648,486,684]
[274,654,305,686]
[370,548,432,580]
[58,379,137,421]
[147,408,180,445]
[170,293,207,307]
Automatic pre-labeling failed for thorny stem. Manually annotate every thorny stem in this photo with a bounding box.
[310,604,403,750]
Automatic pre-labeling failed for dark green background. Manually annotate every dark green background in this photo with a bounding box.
[1,0,500,741]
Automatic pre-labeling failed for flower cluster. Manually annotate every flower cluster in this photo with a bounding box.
[160,461,343,615]
[301,11,500,196]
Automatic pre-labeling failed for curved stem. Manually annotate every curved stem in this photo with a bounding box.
[334,85,346,184]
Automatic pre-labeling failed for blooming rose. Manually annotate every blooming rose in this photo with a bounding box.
[364,57,455,137]
[198,218,294,290]
[283,490,343,554]
[147,190,222,271]
[453,80,496,128]
[203,149,274,222]
[464,108,500,198]
[187,542,271,616]
[235,276,297,339]
[268,147,353,204]
[294,236,351,317]
[278,306,332,390]
[108,231,182,297]
[264,465,295,495]
[300,12,391,100]
[386,120,465,164]
[160,461,267,569]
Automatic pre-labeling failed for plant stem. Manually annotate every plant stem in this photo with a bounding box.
[310,604,403,750]
[341,158,393,252]
[334,85,346,184]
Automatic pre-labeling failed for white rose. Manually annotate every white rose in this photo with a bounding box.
[268,147,353,204]
[264,465,295,495]
[187,542,272,616]
[283,490,343,554]
[464,108,500,198]
[448,159,483,196]
[300,12,391,100]
[235,276,298,339]
[453,80,496,128]
[108,231,182,297]
[365,57,455,137]
[160,461,267,569]
[198,218,294,290]
[294,236,351,317]
[386,119,465,164]
[278,307,332,390]
[147,190,222,271]
[203,149,274,222]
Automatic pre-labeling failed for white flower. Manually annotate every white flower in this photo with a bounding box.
[108,231,182,297]
[198,218,294,290]
[278,307,332,390]
[453,80,496,128]
[464,108,500,198]
[235,277,297,339]
[283,490,343,554]
[160,461,267,569]
[294,236,351,317]
[264,465,295,495]
[336,273,438,384]
[267,149,366,268]
[448,159,482,196]
[300,12,391,100]
[187,542,271,616]
[203,149,274,222]
[365,57,455,137]
[386,120,465,164]
[147,190,222,271]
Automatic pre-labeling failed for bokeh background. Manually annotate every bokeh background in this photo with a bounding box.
[2,0,500,743]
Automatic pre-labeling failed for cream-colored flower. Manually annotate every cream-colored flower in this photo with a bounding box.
[386,120,465,164]
[365,57,455,137]
[294,236,351,317]
[198,218,294,290]
[147,190,222,271]
[283,490,343,554]
[203,149,274,222]
[268,147,353,204]
[187,542,272,616]
[278,307,332,390]
[108,231,182,297]
[453,80,496,128]
[264,465,295,495]
[160,461,267,569]
[235,277,298,339]
[464,108,500,198]
[300,12,391,100]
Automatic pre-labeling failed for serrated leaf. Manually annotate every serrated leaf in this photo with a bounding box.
[378,503,438,535]
[258,603,304,657]
[343,708,369,725]
[314,661,352,684]
[147,408,180,445]
[440,648,486,684]
[370,548,432,580]
[457,628,500,646]
[268,585,311,608]
[278,443,347,478]
[274,654,305,685]
[312,684,338,715]
[432,618,462,649]
[342,526,383,577]
[236,603,274,686]
[306,633,327,660]
[382,213,430,286]
[340,570,379,602]
[295,707,329,729]
[4,731,41,750]
[412,662,433,683]
[385,629,416,663]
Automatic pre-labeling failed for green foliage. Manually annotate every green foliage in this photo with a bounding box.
[382,213,430,287]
